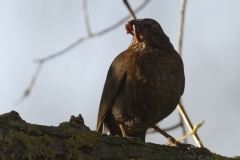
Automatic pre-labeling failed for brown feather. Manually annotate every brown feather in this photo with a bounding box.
[96,18,184,141]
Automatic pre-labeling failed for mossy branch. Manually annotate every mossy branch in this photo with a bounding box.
[0,111,235,160]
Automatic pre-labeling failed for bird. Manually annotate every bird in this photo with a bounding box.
[96,18,193,148]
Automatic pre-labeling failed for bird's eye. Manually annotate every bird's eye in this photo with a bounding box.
[152,24,159,31]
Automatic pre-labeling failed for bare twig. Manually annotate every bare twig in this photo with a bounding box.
[147,122,182,134]
[35,36,91,63]
[17,0,150,103]
[15,62,43,104]
[176,121,204,142]
[123,0,137,20]
[177,103,203,147]
[176,0,204,148]
[35,0,149,63]
[177,0,187,56]
[179,110,187,143]
[83,0,91,36]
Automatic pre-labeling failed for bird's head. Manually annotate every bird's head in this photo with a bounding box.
[125,18,169,47]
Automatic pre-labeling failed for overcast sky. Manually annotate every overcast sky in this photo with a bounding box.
[1,0,240,157]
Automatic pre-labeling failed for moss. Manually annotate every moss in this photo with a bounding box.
[0,134,3,141]
[211,152,235,160]
[0,111,236,159]
[57,114,99,159]
[9,120,42,136]
[63,130,99,159]
[3,130,55,159]
[85,155,94,160]
[79,130,99,147]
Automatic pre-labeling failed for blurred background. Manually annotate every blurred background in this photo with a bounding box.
[1,0,240,157]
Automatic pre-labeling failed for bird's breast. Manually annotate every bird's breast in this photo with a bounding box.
[115,51,184,128]
[111,48,184,130]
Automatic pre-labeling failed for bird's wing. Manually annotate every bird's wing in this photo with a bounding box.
[96,54,126,133]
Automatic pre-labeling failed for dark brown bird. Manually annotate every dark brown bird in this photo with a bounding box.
[96,18,193,148]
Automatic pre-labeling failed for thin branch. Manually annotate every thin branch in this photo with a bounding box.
[176,0,204,148]
[179,110,187,143]
[176,121,204,142]
[177,103,203,147]
[83,0,91,36]
[15,62,43,104]
[17,0,150,103]
[177,0,187,55]
[35,36,90,63]
[147,122,182,134]
[35,0,149,63]
[123,0,137,20]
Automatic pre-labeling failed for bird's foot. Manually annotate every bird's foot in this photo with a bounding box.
[165,137,194,149]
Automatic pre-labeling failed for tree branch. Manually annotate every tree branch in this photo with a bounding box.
[14,62,43,104]
[123,0,137,20]
[177,0,187,56]
[83,0,91,36]
[177,102,204,147]
[147,123,182,134]
[0,111,232,159]
[176,121,204,142]
[35,0,149,63]
[17,0,150,103]
[176,0,204,148]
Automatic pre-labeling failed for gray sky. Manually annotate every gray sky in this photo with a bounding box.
[1,0,240,157]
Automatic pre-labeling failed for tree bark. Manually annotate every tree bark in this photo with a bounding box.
[0,111,236,160]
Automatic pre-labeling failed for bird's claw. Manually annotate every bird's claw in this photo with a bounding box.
[165,138,195,149]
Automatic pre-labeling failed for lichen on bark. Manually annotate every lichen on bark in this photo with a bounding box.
[0,111,237,160]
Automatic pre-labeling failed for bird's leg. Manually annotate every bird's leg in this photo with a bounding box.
[103,124,108,134]
[152,125,194,149]
[119,122,128,138]
[119,122,142,141]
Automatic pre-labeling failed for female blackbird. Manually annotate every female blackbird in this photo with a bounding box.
[96,18,193,148]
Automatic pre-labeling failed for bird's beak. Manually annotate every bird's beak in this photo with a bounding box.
[125,20,148,42]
